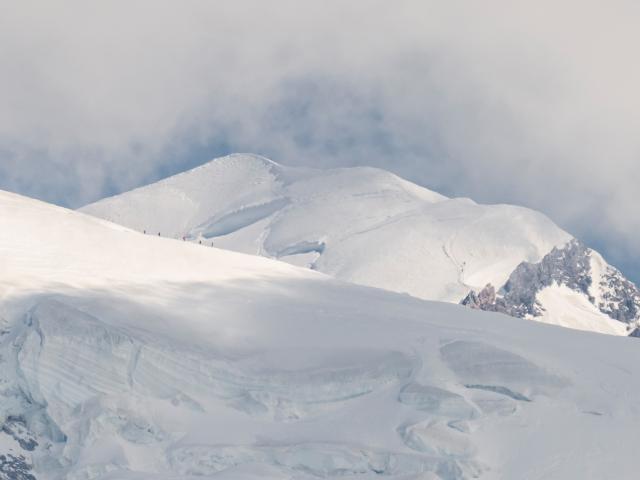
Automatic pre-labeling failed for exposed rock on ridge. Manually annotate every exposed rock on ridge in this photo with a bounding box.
[462,240,640,335]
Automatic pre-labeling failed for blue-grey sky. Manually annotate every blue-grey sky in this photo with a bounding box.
[1,0,639,282]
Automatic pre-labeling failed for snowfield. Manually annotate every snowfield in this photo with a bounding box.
[81,154,571,303]
[81,154,640,335]
[2,189,640,479]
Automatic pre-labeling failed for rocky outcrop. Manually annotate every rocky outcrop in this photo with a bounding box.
[0,453,36,480]
[461,240,640,336]
[460,284,523,317]
[0,417,38,480]
[595,266,640,322]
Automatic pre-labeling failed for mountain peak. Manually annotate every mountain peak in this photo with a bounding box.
[84,152,640,336]
[200,152,284,171]
[81,155,570,305]
[161,153,286,186]
[461,239,640,335]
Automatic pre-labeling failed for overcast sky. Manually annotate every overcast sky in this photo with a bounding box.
[1,0,639,280]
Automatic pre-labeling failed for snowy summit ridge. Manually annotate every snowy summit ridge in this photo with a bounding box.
[81,153,639,336]
[81,154,565,300]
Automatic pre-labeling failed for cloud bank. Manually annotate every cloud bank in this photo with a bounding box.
[1,0,639,278]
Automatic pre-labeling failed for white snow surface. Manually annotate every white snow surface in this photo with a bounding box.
[2,189,640,479]
[534,283,628,335]
[81,154,571,303]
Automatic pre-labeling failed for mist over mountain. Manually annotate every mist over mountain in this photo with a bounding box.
[1,1,639,284]
[2,3,639,478]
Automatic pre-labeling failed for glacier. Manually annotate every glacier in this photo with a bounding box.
[2,189,640,479]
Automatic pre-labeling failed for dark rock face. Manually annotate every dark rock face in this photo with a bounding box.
[461,283,524,317]
[498,239,594,317]
[461,284,498,311]
[0,417,44,480]
[2,418,38,452]
[596,267,640,322]
[461,282,535,319]
[0,453,36,480]
[461,240,640,334]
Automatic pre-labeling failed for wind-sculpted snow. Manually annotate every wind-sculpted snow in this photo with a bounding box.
[398,383,477,419]
[440,340,568,399]
[18,300,415,423]
[190,197,290,239]
[168,443,484,478]
[398,420,477,459]
[2,190,640,479]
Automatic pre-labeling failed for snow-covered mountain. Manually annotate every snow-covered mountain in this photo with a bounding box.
[462,240,640,335]
[4,189,640,479]
[81,153,640,335]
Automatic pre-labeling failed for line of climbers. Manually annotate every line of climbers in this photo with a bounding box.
[142,229,214,247]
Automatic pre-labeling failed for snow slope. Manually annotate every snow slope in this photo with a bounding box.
[81,154,570,304]
[3,189,640,479]
[535,284,628,335]
[82,153,640,335]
